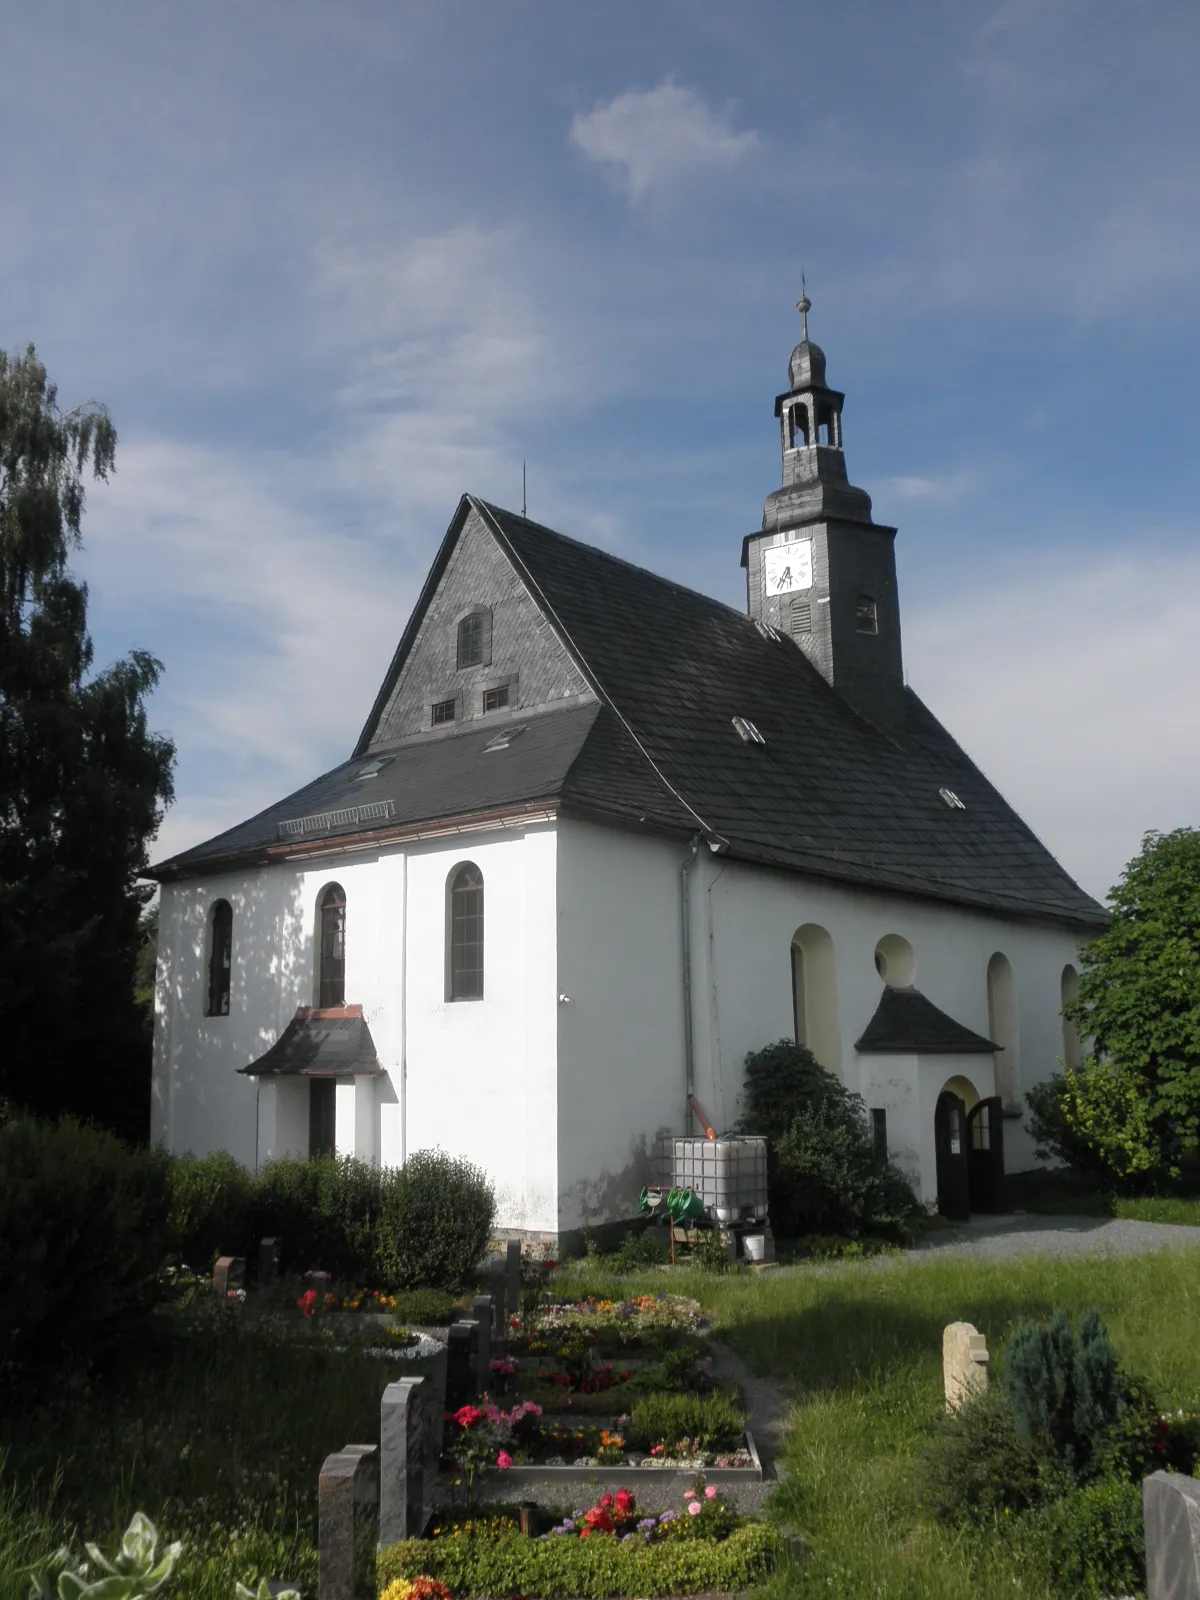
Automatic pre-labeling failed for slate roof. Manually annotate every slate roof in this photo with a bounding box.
[238,1006,385,1077]
[855,987,999,1055]
[152,495,1106,931]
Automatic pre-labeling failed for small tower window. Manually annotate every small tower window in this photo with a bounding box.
[206,899,233,1017]
[431,697,456,726]
[855,595,878,634]
[457,609,492,669]
[318,883,346,1008]
[482,684,509,713]
[790,597,812,634]
[790,403,809,448]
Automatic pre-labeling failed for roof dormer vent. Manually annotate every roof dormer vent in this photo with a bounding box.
[732,716,766,746]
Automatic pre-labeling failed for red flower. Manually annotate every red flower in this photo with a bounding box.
[296,1289,318,1316]
[614,1489,635,1517]
[452,1404,485,1428]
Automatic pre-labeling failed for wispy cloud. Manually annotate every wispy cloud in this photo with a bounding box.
[906,544,1200,901]
[878,470,978,507]
[570,80,760,202]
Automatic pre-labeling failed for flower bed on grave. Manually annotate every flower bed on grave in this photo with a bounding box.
[378,1481,783,1597]
[504,1295,702,1359]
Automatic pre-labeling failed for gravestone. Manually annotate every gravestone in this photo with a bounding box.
[379,1377,426,1546]
[1144,1470,1200,1599]
[942,1322,988,1411]
[258,1237,282,1286]
[470,1295,493,1391]
[213,1256,245,1302]
[504,1238,521,1324]
[445,1319,480,1413]
[318,1444,378,1600]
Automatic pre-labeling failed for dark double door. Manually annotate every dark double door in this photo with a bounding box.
[935,1092,1005,1220]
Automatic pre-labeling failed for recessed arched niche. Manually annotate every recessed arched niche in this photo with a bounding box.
[791,922,842,1076]
[1061,964,1082,1069]
[874,933,916,988]
[987,952,1020,1112]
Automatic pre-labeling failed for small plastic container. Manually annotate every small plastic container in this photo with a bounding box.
[743,1234,766,1262]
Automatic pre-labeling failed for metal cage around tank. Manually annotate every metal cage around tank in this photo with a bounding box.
[656,1136,769,1224]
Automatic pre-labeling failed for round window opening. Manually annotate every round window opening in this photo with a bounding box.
[875,933,916,988]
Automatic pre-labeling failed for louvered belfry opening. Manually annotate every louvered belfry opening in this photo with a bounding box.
[318,883,346,1008]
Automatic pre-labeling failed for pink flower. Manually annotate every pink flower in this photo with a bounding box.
[688,1502,701,1516]
[496,1451,512,1470]
[704,1485,717,1499]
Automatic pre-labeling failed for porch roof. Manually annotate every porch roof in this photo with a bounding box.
[855,986,999,1055]
[238,1005,385,1078]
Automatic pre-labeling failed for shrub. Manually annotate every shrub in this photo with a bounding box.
[377,1521,782,1598]
[254,1155,385,1279]
[738,1039,918,1237]
[1026,1060,1172,1192]
[919,1387,1050,1524]
[389,1287,459,1325]
[627,1392,746,1452]
[0,1116,172,1384]
[168,1149,256,1269]
[1014,1476,1145,1599]
[376,1150,495,1289]
[689,1227,730,1274]
[1003,1308,1132,1482]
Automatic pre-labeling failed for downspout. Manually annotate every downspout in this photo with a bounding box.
[680,834,702,1134]
[399,852,409,1166]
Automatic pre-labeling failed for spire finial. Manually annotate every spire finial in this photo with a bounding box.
[796,271,811,343]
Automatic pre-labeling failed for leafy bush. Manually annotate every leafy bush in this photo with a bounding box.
[627,1392,745,1452]
[377,1521,782,1598]
[1014,1476,1145,1599]
[169,1151,256,1270]
[254,1155,386,1279]
[919,1387,1051,1524]
[1027,1059,1172,1192]
[739,1039,918,1237]
[0,1116,172,1383]
[376,1149,495,1289]
[688,1227,730,1274]
[389,1287,460,1325]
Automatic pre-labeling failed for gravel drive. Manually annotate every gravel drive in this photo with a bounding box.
[907,1211,1200,1262]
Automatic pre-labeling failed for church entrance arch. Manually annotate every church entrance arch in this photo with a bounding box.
[935,1074,1005,1219]
[967,1097,1005,1213]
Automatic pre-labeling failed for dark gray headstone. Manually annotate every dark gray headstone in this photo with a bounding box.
[1145,1471,1200,1600]
[445,1319,479,1413]
[504,1238,521,1323]
[379,1378,426,1546]
[213,1255,245,1302]
[471,1295,493,1390]
[318,1445,378,1600]
[259,1237,282,1286]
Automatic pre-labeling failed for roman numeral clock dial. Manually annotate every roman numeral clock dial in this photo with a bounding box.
[763,537,813,597]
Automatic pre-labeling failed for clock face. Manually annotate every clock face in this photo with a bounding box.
[763,538,813,596]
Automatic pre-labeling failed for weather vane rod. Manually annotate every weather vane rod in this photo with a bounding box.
[796,270,811,343]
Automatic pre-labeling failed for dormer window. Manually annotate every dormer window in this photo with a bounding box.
[457,609,492,669]
[431,697,456,726]
[855,595,878,634]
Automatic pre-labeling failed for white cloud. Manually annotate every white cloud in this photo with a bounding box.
[570,80,759,201]
[878,471,977,506]
[906,544,1200,903]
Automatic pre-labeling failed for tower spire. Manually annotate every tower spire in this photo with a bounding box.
[796,272,811,344]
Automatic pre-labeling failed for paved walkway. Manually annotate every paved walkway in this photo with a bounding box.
[908,1211,1200,1262]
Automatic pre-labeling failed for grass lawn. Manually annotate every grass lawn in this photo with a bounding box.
[562,1246,1200,1597]
[1006,1166,1200,1226]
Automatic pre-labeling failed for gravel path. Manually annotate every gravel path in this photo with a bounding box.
[906,1212,1200,1262]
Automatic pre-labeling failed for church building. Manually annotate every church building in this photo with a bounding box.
[148,295,1105,1239]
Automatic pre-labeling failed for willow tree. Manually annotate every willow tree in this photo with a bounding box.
[0,345,175,1138]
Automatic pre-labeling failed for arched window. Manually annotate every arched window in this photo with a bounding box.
[855,595,879,634]
[1061,964,1082,1069]
[987,952,1020,1112]
[318,884,346,1008]
[447,863,484,1000]
[457,610,492,670]
[206,900,232,1017]
[791,922,841,1074]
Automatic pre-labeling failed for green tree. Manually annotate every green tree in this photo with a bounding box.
[0,345,174,1140]
[1032,828,1200,1185]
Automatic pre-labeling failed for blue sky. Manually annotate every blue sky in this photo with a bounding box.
[4,0,1198,900]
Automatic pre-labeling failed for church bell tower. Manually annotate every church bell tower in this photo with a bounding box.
[741,284,905,733]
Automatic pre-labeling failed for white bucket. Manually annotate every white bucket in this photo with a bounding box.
[743,1233,766,1262]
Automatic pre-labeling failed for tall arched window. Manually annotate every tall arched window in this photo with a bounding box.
[457,610,492,670]
[791,922,841,1074]
[448,863,484,1000]
[318,884,346,1008]
[206,899,233,1017]
[987,952,1020,1112]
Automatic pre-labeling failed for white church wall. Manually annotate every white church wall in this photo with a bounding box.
[555,818,688,1232]
[401,822,559,1235]
[858,1053,921,1191]
[153,822,561,1234]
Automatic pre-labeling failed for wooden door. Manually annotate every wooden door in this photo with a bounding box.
[968,1096,1006,1214]
[934,1091,970,1221]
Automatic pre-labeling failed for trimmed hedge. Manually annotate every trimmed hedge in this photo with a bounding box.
[167,1148,495,1291]
[0,1116,172,1381]
[378,1522,782,1598]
